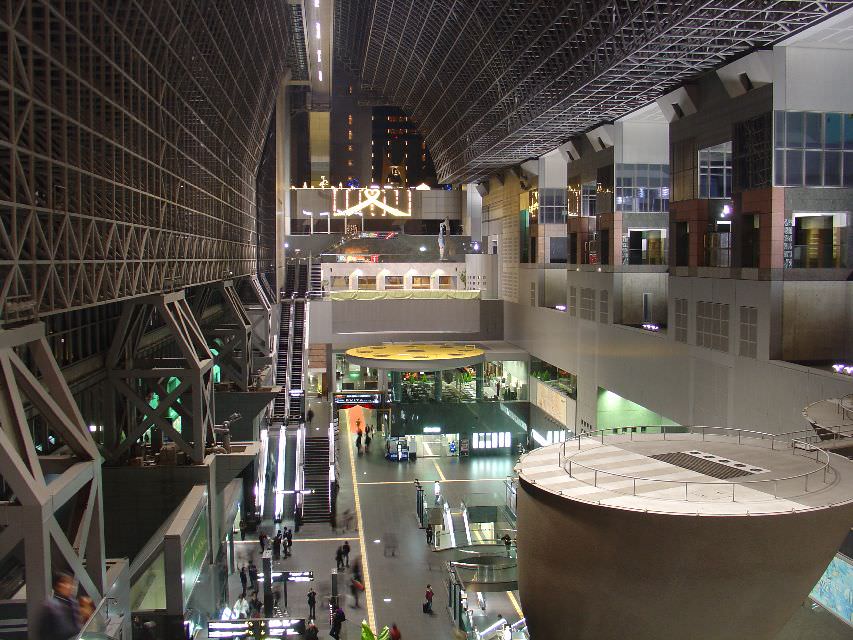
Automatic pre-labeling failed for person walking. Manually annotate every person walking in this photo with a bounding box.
[425,524,433,546]
[272,531,282,560]
[364,427,372,453]
[239,519,246,541]
[330,605,346,639]
[304,620,319,640]
[259,531,268,552]
[335,546,345,571]
[501,533,512,556]
[37,573,81,640]
[424,584,434,614]
[355,429,362,454]
[307,587,317,620]
[239,566,248,595]
[389,623,402,640]
[285,527,293,556]
[342,540,351,568]
[434,479,441,505]
[248,562,258,590]
[233,593,249,619]
[306,407,314,425]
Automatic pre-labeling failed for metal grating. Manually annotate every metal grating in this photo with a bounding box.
[338,1,851,183]
[650,451,767,480]
[0,0,305,320]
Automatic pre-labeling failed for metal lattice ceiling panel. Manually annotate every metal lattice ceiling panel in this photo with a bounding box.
[340,0,851,183]
[0,0,306,319]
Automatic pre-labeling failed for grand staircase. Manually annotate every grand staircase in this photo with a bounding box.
[302,435,331,523]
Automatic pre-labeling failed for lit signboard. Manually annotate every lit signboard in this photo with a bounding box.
[333,392,383,406]
[182,507,209,606]
[810,554,853,626]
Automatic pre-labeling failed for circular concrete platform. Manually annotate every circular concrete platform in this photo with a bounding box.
[344,342,485,370]
[515,428,853,640]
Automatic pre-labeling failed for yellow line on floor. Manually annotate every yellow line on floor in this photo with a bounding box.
[347,429,376,631]
[507,590,524,618]
[432,460,447,482]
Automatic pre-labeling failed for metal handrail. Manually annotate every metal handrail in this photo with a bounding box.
[555,425,833,503]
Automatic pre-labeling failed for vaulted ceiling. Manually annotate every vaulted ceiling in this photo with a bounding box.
[336,0,850,183]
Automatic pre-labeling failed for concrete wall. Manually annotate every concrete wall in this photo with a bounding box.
[517,476,853,640]
[308,298,504,347]
[504,297,853,435]
[782,281,853,361]
[773,45,853,112]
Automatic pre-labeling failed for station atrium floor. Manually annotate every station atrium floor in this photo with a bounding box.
[230,395,851,640]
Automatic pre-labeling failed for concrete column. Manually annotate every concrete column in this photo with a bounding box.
[464,185,483,241]
[475,363,484,400]
[275,72,292,294]
[433,371,442,402]
[391,371,402,402]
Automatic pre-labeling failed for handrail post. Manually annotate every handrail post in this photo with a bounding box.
[594,470,597,487]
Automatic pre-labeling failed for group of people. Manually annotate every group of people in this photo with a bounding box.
[354,419,374,454]
[36,573,96,640]
[259,527,293,560]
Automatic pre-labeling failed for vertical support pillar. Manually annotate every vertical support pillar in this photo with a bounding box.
[275,72,293,294]
[391,371,402,402]
[433,371,442,402]
[475,362,484,400]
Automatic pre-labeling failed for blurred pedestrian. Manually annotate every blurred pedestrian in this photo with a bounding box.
[335,546,344,571]
[307,587,317,620]
[389,623,402,640]
[239,566,247,594]
[342,540,351,567]
[37,573,80,640]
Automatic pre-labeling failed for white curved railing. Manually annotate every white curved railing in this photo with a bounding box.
[554,426,833,503]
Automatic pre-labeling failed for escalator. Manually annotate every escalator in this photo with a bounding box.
[288,301,305,425]
[272,302,292,419]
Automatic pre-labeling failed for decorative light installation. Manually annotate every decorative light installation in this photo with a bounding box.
[832,363,853,376]
[642,323,661,332]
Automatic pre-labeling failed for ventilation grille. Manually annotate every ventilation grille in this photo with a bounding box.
[650,450,768,480]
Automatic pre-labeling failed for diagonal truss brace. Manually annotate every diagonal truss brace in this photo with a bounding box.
[0,323,105,633]
[106,292,215,464]
[208,281,253,391]
[246,275,274,360]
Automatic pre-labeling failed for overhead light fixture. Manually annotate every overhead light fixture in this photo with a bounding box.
[315,22,321,39]
[314,0,319,6]
[318,71,323,82]
[317,49,322,63]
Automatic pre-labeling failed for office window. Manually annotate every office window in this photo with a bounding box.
[530,283,536,307]
[599,290,609,324]
[384,275,403,289]
[580,288,596,321]
[330,276,349,290]
[733,112,772,191]
[774,110,853,187]
[615,163,670,212]
[696,301,729,352]
[739,306,758,358]
[697,143,732,198]
[411,276,431,289]
[438,276,456,289]
[472,432,511,449]
[569,286,577,317]
[674,298,688,343]
[357,276,376,290]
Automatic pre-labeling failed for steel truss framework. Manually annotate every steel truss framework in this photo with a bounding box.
[345,0,851,183]
[0,0,302,321]
[204,280,252,392]
[0,323,104,632]
[106,291,214,464]
[244,273,274,361]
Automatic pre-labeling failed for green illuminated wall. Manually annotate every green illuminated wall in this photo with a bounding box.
[596,387,679,431]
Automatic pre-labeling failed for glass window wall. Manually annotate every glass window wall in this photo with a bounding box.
[775,110,853,187]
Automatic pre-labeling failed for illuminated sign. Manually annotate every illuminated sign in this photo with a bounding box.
[333,188,412,217]
[423,426,442,434]
[333,392,383,405]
